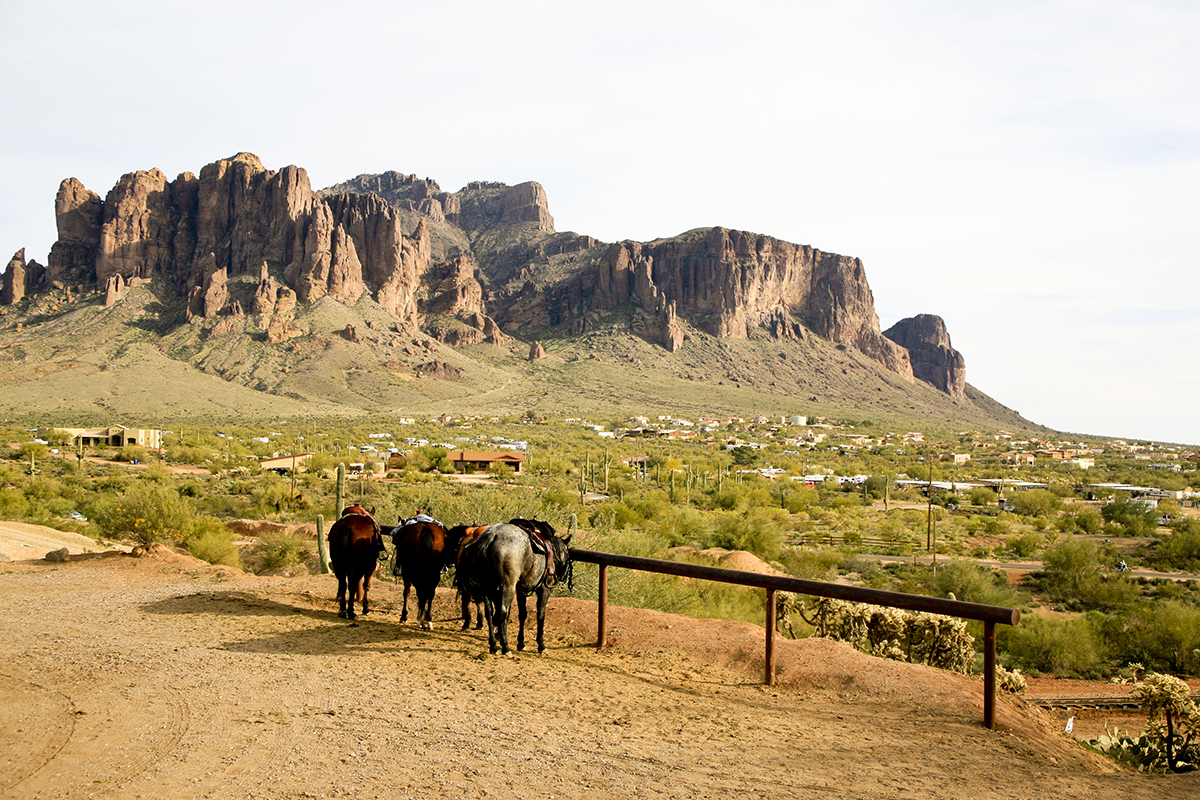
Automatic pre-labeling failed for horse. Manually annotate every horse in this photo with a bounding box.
[391,516,452,630]
[446,525,488,631]
[458,518,571,655]
[328,505,384,620]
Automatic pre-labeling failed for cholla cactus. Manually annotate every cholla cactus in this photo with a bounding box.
[1135,672,1200,770]
[798,598,975,673]
[996,664,1027,693]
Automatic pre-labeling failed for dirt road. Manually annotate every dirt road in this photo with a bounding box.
[2,537,1198,799]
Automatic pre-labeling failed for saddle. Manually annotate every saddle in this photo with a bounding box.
[509,517,558,588]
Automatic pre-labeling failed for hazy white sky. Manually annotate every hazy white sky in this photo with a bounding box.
[2,1,1197,444]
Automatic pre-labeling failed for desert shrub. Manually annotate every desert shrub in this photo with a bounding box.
[966,486,994,507]
[711,507,787,561]
[88,483,194,545]
[642,504,715,547]
[1151,520,1200,572]
[252,533,314,573]
[778,548,842,581]
[113,445,150,464]
[1000,614,1107,677]
[1111,601,1200,675]
[588,500,643,531]
[0,487,31,518]
[1010,489,1062,518]
[932,560,1025,608]
[1005,532,1042,559]
[981,516,1010,537]
[1102,497,1159,537]
[781,486,820,513]
[181,516,241,567]
[1041,538,1100,599]
[1066,505,1104,534]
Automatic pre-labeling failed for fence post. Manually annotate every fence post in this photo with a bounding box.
[984,621,996,729]
[597,564,608,649]
[765,589,777,686]
[316,514,330,574]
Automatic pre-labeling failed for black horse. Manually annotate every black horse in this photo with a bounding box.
[458,519,571,655]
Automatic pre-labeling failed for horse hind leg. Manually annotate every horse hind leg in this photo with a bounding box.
[400,580,411,623]
[497,585,517,656]
[360,572,373,616]
[516,593,529,652]
[458,589,471,631]
[344,578,357,620]
[336,576,349,619]
[418,586,433,631]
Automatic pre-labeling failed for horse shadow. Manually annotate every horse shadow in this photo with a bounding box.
[140,588,489,657]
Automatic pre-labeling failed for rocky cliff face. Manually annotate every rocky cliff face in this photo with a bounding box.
[884,314,967,401]
[11,152,970,400]
[501,227,912,377]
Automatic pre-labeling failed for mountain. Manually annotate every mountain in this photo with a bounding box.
[0,153,1038,434]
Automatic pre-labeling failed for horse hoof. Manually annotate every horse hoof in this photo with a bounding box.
[337,611,348,619]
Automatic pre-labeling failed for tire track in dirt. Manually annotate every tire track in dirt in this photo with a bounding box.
[0,678,75,797]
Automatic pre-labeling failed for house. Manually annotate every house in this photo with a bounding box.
[42,425,163,450]
[447,451,524,474]
[259,452,313,474]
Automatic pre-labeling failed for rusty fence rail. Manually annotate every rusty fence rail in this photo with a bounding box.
[568,548,1020,729]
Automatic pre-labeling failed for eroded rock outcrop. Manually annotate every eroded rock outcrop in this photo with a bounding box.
[47,178,103,284]
[2,249,30,304]
[506,227,912,376]
[103,274,127,306]
[884,314,967,401]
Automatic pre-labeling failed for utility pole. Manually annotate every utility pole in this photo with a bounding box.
[926,460,934,552]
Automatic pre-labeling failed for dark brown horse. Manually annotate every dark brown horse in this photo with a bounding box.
[328,505,384,620]
[447,525,488,630]
[391,518,453,630]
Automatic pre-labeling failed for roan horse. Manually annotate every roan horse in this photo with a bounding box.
[328,504,385,620]
[391,517,452,630]
[458,518,572,655]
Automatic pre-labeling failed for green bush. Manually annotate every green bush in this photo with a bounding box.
[1000,614,1107,677]
[1005,532,1042,559]
[181,517,242,567]
[932,560,1026,608]
[1102,497,1159,537]
[966,487,994,507]
[1114,602,1200,675]
[89,483,193,545]
[252,533,314,573]
[1011,489,1062,518]
[712,507,787,561]
[1152,520,1200,572]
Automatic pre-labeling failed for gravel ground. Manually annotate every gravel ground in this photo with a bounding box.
[1,531,1198,800]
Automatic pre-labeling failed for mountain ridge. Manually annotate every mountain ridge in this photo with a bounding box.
[0,153,1038,436]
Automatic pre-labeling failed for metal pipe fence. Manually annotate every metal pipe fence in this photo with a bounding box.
[568,547,1020,729]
